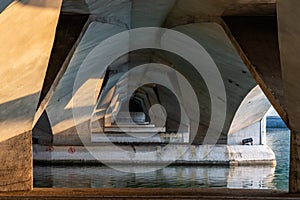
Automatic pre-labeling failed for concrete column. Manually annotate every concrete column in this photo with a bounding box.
[0,0,61,191]
[277,0,300,193]
[260,115,267,145]
[289,130,300,192]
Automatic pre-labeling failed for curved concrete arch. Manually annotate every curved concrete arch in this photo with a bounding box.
[87,23,258,143]
[228,85,271,145]
[85,47,209,143]
[229,85,271,135]
[107,83,182,133]
[44,20,258,145]
[171,22,257,143]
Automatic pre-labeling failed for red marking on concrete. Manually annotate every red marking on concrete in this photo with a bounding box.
[68,147,75,154]
[46,146,54,152]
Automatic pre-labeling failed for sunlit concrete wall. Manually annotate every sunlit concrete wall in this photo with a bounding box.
[0,0,61,191]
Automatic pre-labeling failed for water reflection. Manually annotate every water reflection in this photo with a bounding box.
[227,165,275,189]
[34,129,289,190]
[266,128,290,190]
[34,164,275,189]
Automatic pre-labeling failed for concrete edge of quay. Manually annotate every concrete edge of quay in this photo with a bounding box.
[0,188,298,200]
[33,144,276,165]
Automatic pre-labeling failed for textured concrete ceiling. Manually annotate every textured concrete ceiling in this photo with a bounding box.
[61,0,277,29]
[62,0,276,17]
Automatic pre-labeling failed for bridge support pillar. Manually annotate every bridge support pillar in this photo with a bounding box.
[289,131,300,192]
[0,0,61,191]
[277,0,300,193]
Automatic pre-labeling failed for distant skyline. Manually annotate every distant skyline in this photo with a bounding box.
[267,106,280,117]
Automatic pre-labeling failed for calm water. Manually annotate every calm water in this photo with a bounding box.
[266,128,290,190]
[34,128,290,190]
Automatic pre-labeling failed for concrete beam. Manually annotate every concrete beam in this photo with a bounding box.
[223,16,287,125]
[61,0,276,29]
[164,0,276,27]
[0,0,61,191]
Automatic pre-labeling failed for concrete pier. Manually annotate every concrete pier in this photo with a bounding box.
[0,0,62,191]
[33,144,275,166]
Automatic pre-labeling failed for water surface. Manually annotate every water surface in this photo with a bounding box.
[34,128,290,190]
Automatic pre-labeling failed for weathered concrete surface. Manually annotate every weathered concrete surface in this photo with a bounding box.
[33,144,275,165]
[0,0,62,191]
[277,0,300,193]
[0,131,31,191]
[91,132,186,143]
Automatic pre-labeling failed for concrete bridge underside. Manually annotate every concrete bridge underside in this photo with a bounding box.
[0,0,299,194]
